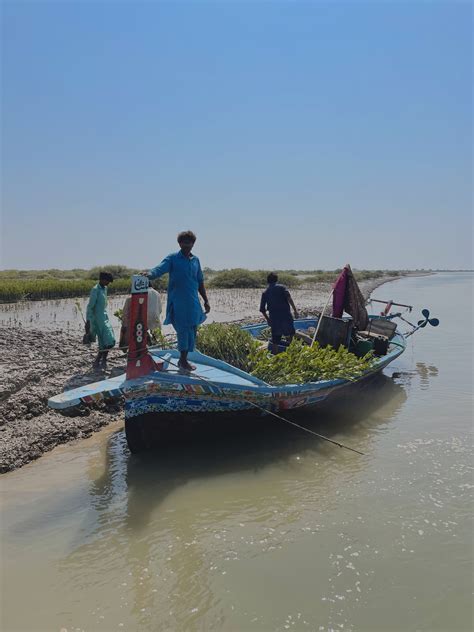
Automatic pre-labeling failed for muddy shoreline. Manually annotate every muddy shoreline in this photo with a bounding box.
[0,276,400,473]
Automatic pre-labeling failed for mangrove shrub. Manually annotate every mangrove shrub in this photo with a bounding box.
[196,323,260,371]
[209,269,301,289]
[249,338,374,385]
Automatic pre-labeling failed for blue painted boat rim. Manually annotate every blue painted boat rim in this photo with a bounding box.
[241,315,396,336]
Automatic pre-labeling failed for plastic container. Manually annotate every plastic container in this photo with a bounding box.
[354,338,373,357]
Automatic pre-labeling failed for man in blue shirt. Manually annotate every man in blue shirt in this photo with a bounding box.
[145,231,210,371]
[260,272,299,354]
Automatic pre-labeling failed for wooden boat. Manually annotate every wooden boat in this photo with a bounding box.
[48,274,439,451]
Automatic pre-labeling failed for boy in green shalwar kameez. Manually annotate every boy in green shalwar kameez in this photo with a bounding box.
[85,271,116,370]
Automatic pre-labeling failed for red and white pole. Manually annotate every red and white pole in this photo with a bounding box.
[382,300,393,316]
[126,275,157,379]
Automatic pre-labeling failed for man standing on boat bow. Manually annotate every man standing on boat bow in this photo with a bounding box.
[143,230,210,372]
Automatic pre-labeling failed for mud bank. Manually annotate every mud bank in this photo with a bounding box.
[0,277,398,473]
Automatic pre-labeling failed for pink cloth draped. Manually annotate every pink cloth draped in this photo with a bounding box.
[332,266,349,318]
[331,264,369,330]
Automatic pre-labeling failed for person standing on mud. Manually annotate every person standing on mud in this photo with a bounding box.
[144,230,210,372]
[85,271,116,370]
[260,272,299,354]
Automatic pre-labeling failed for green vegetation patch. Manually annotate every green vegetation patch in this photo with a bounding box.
[249,338,374,385]
[0,278,131,303]
[0,276,168,303]
[195,323,373,384]
[0,265,405,302]
[196,323,260,371]
[208,269,301,289]
[301,269,401,284]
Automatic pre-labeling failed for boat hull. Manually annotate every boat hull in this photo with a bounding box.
[123,368,390,452]
[124,377,338,418]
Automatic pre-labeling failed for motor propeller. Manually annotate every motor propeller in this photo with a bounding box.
[401,308,440,337]
[417,308,440,328]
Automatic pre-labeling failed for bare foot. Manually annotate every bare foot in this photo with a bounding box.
[178,360,196,372]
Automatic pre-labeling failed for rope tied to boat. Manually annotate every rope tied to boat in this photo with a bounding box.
[245,401,365,455]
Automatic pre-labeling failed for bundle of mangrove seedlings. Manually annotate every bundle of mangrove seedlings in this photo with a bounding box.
[195,323,260,371]
[196,323,373,385]
[249,338,374,385]
[256,326,272,341]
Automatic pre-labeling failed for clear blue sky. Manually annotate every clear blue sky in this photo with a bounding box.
[1,1,472,271]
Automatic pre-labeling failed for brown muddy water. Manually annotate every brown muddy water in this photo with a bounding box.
[1,273,472,631]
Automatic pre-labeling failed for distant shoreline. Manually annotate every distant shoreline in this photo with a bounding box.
[0,269,435,304]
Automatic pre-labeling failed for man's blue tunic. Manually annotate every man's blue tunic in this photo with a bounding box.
[149,251,206,350]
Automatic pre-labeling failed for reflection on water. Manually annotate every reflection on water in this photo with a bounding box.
[415,362,439,390]
[2,375,409,631]
[392,362,440,391]
[47,377,407,631]
[87,375,407,524]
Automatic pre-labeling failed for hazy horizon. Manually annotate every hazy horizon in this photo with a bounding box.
[1,265,473,274]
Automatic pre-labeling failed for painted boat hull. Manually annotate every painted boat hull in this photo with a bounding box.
[124,322,406,420]
[123,369,389,451]
[124,349,400,419]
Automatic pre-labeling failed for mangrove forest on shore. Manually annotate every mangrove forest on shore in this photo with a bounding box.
[0,266,412,303]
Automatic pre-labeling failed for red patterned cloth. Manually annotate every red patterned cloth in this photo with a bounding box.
[332,267,349,318]
[332,265,368,330]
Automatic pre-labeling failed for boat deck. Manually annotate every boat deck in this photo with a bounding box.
[149,349,267,388]
[48,349,264,410]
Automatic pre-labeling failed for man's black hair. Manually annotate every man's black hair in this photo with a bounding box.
[99,271,114,283]
[177,230,197,243]
[267,272,278,284]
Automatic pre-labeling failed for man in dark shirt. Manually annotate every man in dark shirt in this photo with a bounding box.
[260,272,299,354]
